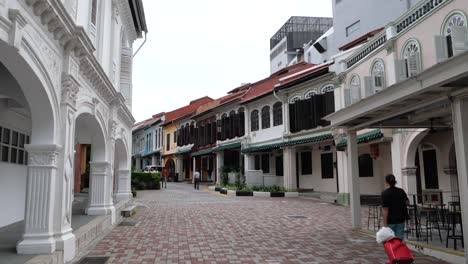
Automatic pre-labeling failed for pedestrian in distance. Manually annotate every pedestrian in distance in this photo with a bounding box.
[193,170,200,190]
[381,174,410,241]
[161,171,167,189]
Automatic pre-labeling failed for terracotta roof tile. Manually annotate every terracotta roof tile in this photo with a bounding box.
[240,62,329,104]
[194,90,248,117]
[339,27,384,51]
[164,96,213,124]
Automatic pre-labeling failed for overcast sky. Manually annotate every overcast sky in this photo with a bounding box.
[131,0,333,122]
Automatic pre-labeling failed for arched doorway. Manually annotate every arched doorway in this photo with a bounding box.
[0,39,61,255]
[165,158,176,181]
[114,138,131,200]
[73,112,111,216]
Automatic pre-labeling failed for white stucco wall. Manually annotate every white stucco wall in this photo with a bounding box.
[246,95,285,144]
[0,163,27,226]
[298,150,337,193]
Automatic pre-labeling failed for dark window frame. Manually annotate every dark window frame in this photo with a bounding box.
[273,102,283,126]
[321,153,334,179]
[251,110,259,131]
[301,152,313,175]
[261,106,271,129]
[358,154,374,177]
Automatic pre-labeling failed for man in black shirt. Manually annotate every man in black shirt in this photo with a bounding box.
[381,174,409,240]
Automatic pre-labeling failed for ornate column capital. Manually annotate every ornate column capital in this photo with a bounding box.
[443,167,457,175]
[401,167,418,177]
[89,161,110,176]
[25,144,61,168]
[61,73,80,107]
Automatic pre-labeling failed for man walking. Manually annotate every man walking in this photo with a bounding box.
[382,174,409,241]
[193,170,200,190]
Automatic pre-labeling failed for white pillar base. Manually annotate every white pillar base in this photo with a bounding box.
[114,192,132,201]
[17,235,56,255]
[55,231,76,263]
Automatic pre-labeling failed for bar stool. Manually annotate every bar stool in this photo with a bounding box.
[367,204,382,231]
[446,202,464,250]
[419,204,443,243]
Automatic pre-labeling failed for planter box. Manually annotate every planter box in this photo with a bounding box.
[236,191,253,196]
[208,186,216,191]
[220,188,228,195]
[214,187,222,192]
[227,190,236,196]
[270,192,285,197]
[285,192,299,197]
[253,191,270,197]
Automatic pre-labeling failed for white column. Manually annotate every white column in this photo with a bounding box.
[347,131,361,229]
[391,132,404,188]
[283,100,290,134]
[135,157,141,171]
[283,147,297,191]
[444,167,459,200]
[401,167,418,196]
[176,156,183,182]
[17,145,61,255]
[114,169,132,201]
[216,152,224,185]
[86,162,115,221]
[451,98,468,259]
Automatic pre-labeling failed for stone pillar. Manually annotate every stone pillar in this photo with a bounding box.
[283,100,290,134]
[283,147,297,191]
[135,157,141,171]
[444,167,459,201]
[17,145,61,255]
[216,152,224,185]
[86,162,115,220]
[114,169,132,201]
[401,167,418,196]
[451,98,468,258]
[176,156,183,182]
[347,131,361,229]
[391,132,404,188]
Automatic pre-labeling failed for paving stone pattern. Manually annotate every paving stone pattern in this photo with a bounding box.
[84,183,446,264]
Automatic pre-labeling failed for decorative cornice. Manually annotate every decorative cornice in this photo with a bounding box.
[25,144,62,167]
[402,167,418,177]
[115,0,138,42]
[89,161,109,175]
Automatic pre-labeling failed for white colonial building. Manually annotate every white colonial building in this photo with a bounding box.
[0,0,146,262]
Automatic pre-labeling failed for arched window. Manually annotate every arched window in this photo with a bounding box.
[229,110,236,139]
[402,40,421,78]
[250,110,259,131]
[371,60,385,90]
[443,12,467,58]
[304,90,317,99]
[238,108,245,136]
[273,102,283,126]
[350,75,361,104]
[320,84,334,94]
[289,96,301,104]
[358,154,374,177]
[261,106,271,129]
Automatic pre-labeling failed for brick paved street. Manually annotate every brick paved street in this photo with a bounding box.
[82,183,446,263]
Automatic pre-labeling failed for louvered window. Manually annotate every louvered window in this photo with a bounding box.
[251,110,259,131]
[261,106,270,129]
[273,102,282,126]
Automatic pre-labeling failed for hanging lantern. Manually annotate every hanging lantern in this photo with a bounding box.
[370,144,379,160]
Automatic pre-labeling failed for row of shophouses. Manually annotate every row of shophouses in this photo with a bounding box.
[133,0,468,261]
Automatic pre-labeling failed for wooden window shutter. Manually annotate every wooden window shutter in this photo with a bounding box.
[289,103,297,133]
[395,59,407,82]
[239,112,245,137]
[364,76,375,97]
[344,88,351,107]
[434,35,449,62]
[451,26,468,56]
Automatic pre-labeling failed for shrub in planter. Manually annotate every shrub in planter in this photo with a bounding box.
[214,186,222,192]
[220,188,228,195]
[131,172,161,190]
[219,166,231,186]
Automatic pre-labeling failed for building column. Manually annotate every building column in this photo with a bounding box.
[451,97,468,258]
[135,157,141,171]
[347,131,361,229]
[86,162,115,221]
[391,132,404,188]
[17,145,61,255]
[283,147,297,191]
[401,167,418,196]
[216,151,224,185]
[176,156,183,182]
[114,169,132,201]
[444,167,459,201]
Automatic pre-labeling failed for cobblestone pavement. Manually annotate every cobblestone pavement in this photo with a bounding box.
[83,183,447,264]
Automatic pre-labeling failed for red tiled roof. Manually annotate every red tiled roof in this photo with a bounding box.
[339,27,384,51]
[164,96,213,124]
[240,62,329,104]
[194,89,248,117]
[133,112,165,132]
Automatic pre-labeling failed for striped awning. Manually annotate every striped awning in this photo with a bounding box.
[336,130,384,150]
[191,148,215,157]
[214,142,241,152]
[175,149,192,156]
[242,134,333,153]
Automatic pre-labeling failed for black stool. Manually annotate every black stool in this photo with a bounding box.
[419,205,443,243]
[446,202,464,250]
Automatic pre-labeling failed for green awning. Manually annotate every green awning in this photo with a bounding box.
[242,134,333,153]
[214,142,241,152]
[336,130,384,149]
[175,149,192,156]
[191,148,215,157]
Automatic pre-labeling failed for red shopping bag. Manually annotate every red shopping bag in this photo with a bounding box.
[383,238,414,264]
